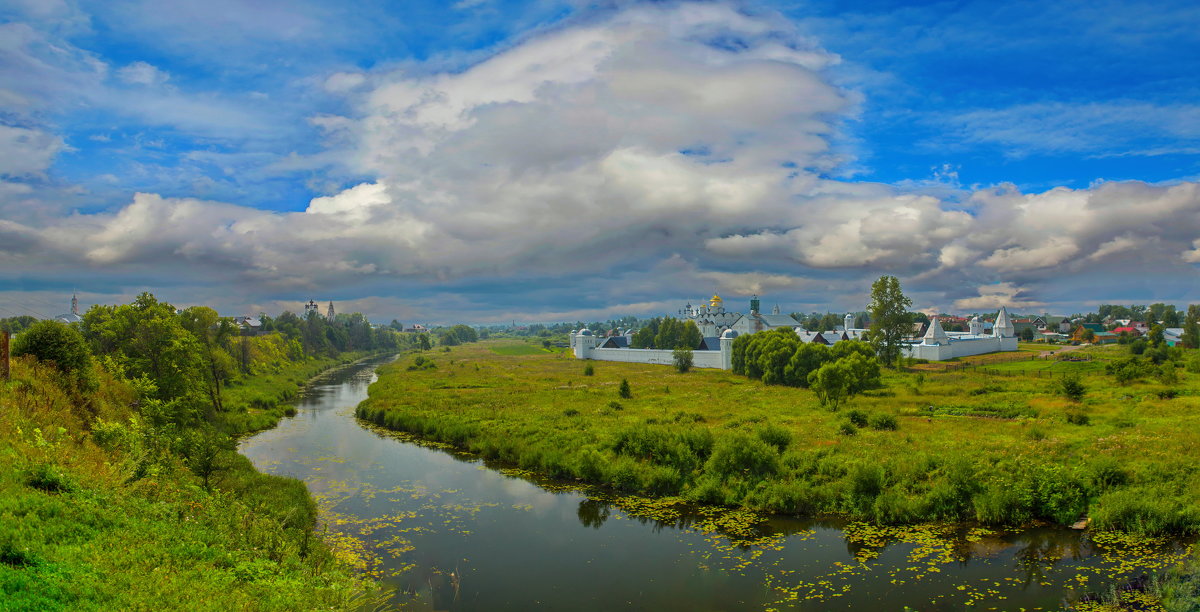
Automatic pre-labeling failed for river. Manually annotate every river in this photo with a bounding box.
[239,355,1184,611]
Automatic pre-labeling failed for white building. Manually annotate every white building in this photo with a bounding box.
[570,298,1019,370]
[901,307,1018,360]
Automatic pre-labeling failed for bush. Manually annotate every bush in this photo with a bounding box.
[868,413,898,431]
[1059,374,1086,401]
[705,434,780,481]
[562,408,580,417]
[12,319,94,388]
[583,364,594,376]
[618,378,632,399]
[846,409,869,428]
[756,424,792,453]
[1065,411,1090,426]
[607,401,624,411]
[838,422,858,436]
[672,347,693,373]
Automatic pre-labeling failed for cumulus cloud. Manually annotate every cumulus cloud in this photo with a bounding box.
[6,2,1200,320]
[0,125,63,176]
[117,60,169,85]
[953,282,1045,311]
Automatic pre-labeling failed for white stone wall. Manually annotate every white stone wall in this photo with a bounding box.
[903,336,1018,360]
[590,348,726,369]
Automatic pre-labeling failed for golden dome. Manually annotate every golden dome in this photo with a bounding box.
[710,295,722,307]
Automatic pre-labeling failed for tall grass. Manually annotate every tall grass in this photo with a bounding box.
[0,355,379,610]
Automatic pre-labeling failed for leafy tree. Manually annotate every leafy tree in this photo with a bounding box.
[1182,305,1200,349]
[1020,327,1035,342]
[631,326,657,349]
[81,292,205,415]
[0,315,38,335]
[1081,329,1096,343]
[1148,324,1165,348]
[417,334,432,351]
[673,347,693,373]
[12,319,94,388]
[180,306,238,413]
[809,359,851,409]
[783,343,831,387]
[865,275,913,368]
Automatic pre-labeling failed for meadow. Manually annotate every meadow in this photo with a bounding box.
[0,356,382,611]
[358,339,1200,536]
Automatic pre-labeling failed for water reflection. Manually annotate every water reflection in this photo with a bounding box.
[240,357,1187,611]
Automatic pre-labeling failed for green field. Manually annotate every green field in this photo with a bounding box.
[488,343,554,356]
[359,340,1200,535]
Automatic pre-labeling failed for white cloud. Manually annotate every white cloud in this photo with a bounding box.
[117,60,169,85]
[952,282,1045,311]
[0,125,63,176]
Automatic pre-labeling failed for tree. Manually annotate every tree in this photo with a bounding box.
[1081,329,1096,343]
[1182,305,1200,349]
[673,347,693,373]
[80,293,205,414]
[417,334,431,351]
[180,306,238,414]
[12,319,94,388]
[1020,327,1035,342]
[866,275,913,368]
[1148,324,1165,348]
[618,378,632,399]
[809,360,851,410]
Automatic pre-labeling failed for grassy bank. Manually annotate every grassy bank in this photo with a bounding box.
[358,340,1200,535]
[1,356,379,610]
[219,350,386,435]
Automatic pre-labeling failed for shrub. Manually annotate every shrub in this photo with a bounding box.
[1065,411,1090,426]
[705,434,780,481]
[846,409,869,428]
[1058,374,1086,401]
[868,413,898,431]
[1157,388,1179,400]
[672,347,693,373]
[606,401,624,411]
[24,463,75,493]
[583,364,594,376]
[562,408,580,417]
[756,424,792,453]
[12,319,94,389]
[838,422,858,436]
[618,378,632,399]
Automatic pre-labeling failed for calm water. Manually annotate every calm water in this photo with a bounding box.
[239,357,1183,611]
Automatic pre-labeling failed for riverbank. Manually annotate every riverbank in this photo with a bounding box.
[0,356,382,610]
[220,350,393,435]
[358,340,1200,535]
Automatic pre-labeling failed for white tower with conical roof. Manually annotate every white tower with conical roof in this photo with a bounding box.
[993,307,1015,338]
[923,316,949,345]
[844,313,854,331]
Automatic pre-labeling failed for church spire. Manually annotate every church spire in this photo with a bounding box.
[326,301,336,321]
[71,290,78,316]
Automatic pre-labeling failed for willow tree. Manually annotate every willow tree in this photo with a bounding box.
[866,275,912,368]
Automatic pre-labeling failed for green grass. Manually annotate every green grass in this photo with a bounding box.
[358,340,1200,534]
[1,356,380,611]
[488,343,553,356]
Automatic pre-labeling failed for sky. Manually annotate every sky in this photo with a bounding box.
[1,0,1199,324]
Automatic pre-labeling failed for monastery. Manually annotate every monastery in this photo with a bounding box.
[571,295,1018,369]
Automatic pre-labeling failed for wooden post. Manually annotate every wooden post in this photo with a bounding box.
[1,330,9,382]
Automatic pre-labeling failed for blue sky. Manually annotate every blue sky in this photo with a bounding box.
[2,0,1199,323]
